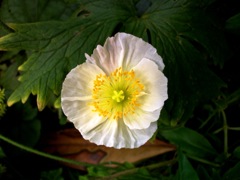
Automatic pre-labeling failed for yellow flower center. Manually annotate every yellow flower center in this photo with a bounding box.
[91,67,144,120]
[112,90,125,102]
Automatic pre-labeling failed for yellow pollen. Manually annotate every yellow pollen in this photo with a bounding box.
[112,90,125,102]
[90,67,145,120]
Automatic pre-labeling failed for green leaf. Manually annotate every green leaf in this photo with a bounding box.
[0,163,6,175]
[0,0,227,115]
[160,127,217,159]
[176,151,199,180]
[233,146,240,159]
[78,176,89,180]
[196,166,211,180]
[223,161,240,180]
[41,168,64,180]
[226,13,240,36]
[0,52,25,92]
[0,0,78,23]
[0,0,133,110]
[0,147,6,158]
[124,0,227,123]
[87,166,110,177]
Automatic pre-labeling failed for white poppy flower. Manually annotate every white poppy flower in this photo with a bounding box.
[61,32,168,149]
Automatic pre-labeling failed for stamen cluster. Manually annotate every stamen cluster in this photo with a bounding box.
[91,67,144,119]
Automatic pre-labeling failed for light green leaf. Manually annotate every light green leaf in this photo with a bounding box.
[160,127,217,159]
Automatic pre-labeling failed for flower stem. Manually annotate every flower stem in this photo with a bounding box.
[221,110,229,157]
[228,127,240,131]
[199,109,218,129]
[98,159,177,180]
[0,133,90,168]
[213,127,224,134]
[187,154,221,167]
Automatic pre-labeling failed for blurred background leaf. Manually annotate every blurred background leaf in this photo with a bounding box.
[0,0,79,22]
[225,13,240,36]
[176,150,199,180]
[160,127,217,159]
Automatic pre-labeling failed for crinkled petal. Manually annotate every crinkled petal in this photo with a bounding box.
[133,58,168,112]
[81,118,157,149]
[85,32,165,74]
[123,108,160,130]
[62,100,107,133]
[61,62,108,133]
[61,62,105,101]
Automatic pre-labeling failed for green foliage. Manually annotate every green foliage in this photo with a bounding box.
[176,150,199,180]
[233,146,240,159]
[160,127,217,159]
[0,101,41,154]
[0,0,79,22]
[0,0,239,179]
[0,89,6,117]
[41,168,64,180]
[223,162,240,180]
[0,0,226,114]
[226,13,240,36]
[0,163,6,175]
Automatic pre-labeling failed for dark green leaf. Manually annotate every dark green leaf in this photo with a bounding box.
[41,168,64,180]
[87,166,110,177]
[0,147,6,158]
[196,165,211,180]
[0,163,6,175]
[176,151,199,180]
[160,127,217,159]
[0,101,40,150]
[0,0,78,23]
[0,52,25,93]
[124,0,226,124]
[233,146,240,159]
[226,13,240,36]
[223,161,240,180]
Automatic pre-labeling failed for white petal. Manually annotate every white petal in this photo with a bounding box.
[81,118,157,149]
[85,32,165,74]
[123,108,160,130]
[61,62,105,100]
[62,100,107,133]
[115,33,165,71]
[61,62,108,133]
[85,41,122,75]
[133,58,168,112]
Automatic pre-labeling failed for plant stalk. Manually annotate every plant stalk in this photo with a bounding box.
[0,133,91,168]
